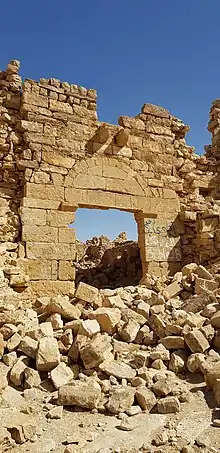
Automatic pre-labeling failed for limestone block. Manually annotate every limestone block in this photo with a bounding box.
[58,381,101,409]
[28,322,53,340]
[79,333,112,369]
[25,183,64,201]
[211,310,220,328]
[184,329,209,353]
[119,319,140,342]
[141,104,170,118]
[78,319,100,337]
[19,336,38,359]
[49,99,73,113]
[135,388,157,411]
[99,359,136,380]
[194,277,218,294]
[46,295,81,320]
[160,336,185,349]
[107,388,134,414]
[58,228,76,244]
[24,132,55,145]
[42,150,74,168]
[47,211,75,227]
[58,261,75,281]
[10,357,29,386]
[196,265,213,281]
[26,243,76,260]
[22,225,58,242]
[157,396,180,413]
[19,120,43,133]
[21,197,60,210]
[163,281,183,300]
[74,282,99,303]
[36,337,60,371]
[30,280,75,297]
[17,259,52,280]
[90,308,121,334]
[19,207,46,226]
[51,362,74,389]
[23,92,48,108]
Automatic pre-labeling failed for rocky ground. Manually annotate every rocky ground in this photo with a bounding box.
[1,262,220,452]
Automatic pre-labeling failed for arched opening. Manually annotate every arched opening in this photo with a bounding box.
[72,208,142,289]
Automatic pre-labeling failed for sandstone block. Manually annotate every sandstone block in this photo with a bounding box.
[160,336,185,349]
[24,368,41,388]
[184,329,209,353]
[204,362,220,388]
[169,350,188,373]
[149,344,170,361]
[163,281,183,300]
[49,99,73,113]
[211,310,220,328]
[21,197,60,210]
[30,280,75,297]
[187,353,205,373]
[107,387,134,414]
[58,228,76,243]
[119,319,140,343]
[79,334,112,369]
[28,322,53,340]
[58,381,101,409]
[141,104,170,118]
[157,396,180,413]
[135,388,157,411]
[47,211,75,227]
[46,295,81,320]
[19,336,38,359]
[149,313,166,338]
[195,277,218,294]
[19,207,46,226]
[0,363,9,390]
[74,282,99,304]
[196,265,213,280]
[151,378,172,397]
[137,301,150,319]
[10,357,29,386]
[182,292,216,314]
[25,182,64,201]
[58,261,76,281]
[51,362,74,389]
[23,92,48,108]
[121,307,146,326]
[42,150,74,168]
[7,333,21,352]
[181,263,198,276]
[3,351,17,368]
[103,294,125,308]
[90,307,121,334]
[78,319,100,337]
[36,337,60,371]
[22,225,58,243]
[26,242,76,260]
[99,359,136,380]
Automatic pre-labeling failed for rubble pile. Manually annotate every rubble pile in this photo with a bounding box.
[75,232,142,289]
[1,262,220,450]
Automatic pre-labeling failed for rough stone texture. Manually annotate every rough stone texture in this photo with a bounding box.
[36,337,60,371]
[58,381,101,408]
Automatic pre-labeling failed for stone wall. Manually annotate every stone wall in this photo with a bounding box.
[1,59,220,299]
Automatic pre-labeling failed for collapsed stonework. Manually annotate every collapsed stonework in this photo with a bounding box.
[1,59,220,301]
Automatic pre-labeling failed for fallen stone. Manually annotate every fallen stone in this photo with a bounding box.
[107,387,134,414]
[169,350,188,373]
[47,405,63,419]
[135,387,157,411]
[194,277,218,295]
[103,294,125,308]
[136,301,150,319]
[80,334,112,369]
[24,367,41,388]
[28,321,53,340]
[151,378,172,397]
[117,417,134,431]
[46,295,81,320]
[7,332,21,351]
[78,319,100,337]
[196,265,213,280]
[51,362,74,389]
[182,263,198,276]
[210,310,220,328]
[160,336,185,349]
[184,329,210,353]
[118,319,140,342]
[90,307,121,334]
[3,351,17,368]
[163,281,183,300]
[48,313,63,329]
[10,357,29,386]
[58,381,101,409]
[99,359,136,380]
[0,362,9,390]
[157,396,180,413]
[149,344,170,361]
[19,335,38,359]
[36,337,60,371]
[74,281,99,303]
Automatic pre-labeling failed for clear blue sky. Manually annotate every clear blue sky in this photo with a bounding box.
[1,1,218,241]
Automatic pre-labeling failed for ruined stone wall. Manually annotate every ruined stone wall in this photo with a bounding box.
[1,59,220,299]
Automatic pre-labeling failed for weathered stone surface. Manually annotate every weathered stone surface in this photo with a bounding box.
[135,387,157,411]
[58,381,101,408]
[194,277,218,294]
[118,319,140,342]
[74,282,99,303]
[46,295,81,320]
[157,396,180,413]
[107,387,134,414]
[184,329,210,353]
[90,308,121,334]
[51,362,74,389]
[19,336,38,359]
[79,334,112,369]
[36,337,60,371]
[78,319,100,337]
[160,336,185,349]
[99,359,136,380]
